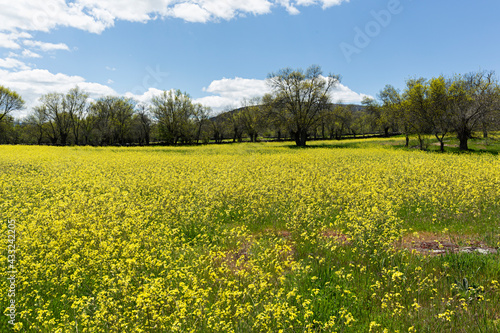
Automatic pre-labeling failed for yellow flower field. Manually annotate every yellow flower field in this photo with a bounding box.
[1,142,499,332]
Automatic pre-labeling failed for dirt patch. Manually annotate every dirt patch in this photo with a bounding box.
[431,142,459,148]
[397,232,498,256]
[322,229,349,244]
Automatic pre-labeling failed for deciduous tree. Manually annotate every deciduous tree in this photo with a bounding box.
[266,65,340,146]
[0,86,25,123]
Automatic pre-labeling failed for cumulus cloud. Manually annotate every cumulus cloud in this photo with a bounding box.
[168,3,212,23]
[0,32,32,49]
[0,58,31,70]
[124,87,166,105]
[329,83,371,104]
[0,0,348,35]
[196,77,269,112]
[0,68,117,118]
[0,0,111,34]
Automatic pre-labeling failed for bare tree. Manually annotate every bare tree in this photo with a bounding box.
[40,93,72,145]
[135,103,153,145]
[64,87,89,145]
[266,65,340,146]
[448,70,498,150]
[239,97,263,142]
[26,106,48,144]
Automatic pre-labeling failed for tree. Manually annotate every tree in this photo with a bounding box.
[266,65,340,146]
[37,87,90,145]
[151,90,198,144]
[40,93,71,145]
[26,106,48,144]
[113,98,135,144]
[209,115,226,144]
[403,78,432,150]
[90,96,135,145]
[134,103,153,145]
[90,96,116,145]
[0,86,25,123]
[379,85,405,142]
[427,76,453,152]
[239,97,263,142]
[262,93,285,140]
[363,96,394,137]
[448,71,498,150]
[64,87,89,145]
[226,110,243,143]
[192,104,210,144]
[323,105,353,140]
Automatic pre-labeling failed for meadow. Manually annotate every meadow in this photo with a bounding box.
[1,138,499,332]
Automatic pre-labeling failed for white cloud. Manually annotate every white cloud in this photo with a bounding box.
[0,0,111,34]
[204,77,268,99]
[124,87,168,105]
[105,66,116,71]
[0,68,117,118]
[23,40,70,52]
[329,83,371,104]
[168,3,211,23]
[197,77,269,112]
[0,0,349,36]
[276,0,301,15]
[0,32,32,49]
[21,49,42,58]
[295,0,347,9]
[0,58,30,70]
[107,79,114,84]
[318,0,348,9]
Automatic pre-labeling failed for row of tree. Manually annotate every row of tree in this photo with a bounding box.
[369,70,500,151]
[0,66,499,149]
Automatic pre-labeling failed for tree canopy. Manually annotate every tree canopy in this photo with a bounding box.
[266,65,340,146]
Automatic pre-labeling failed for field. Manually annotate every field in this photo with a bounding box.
[1,139,499,332]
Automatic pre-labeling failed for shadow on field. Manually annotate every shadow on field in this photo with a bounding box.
[286,143,362,150]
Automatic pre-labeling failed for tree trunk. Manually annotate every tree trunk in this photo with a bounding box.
[405,135,409,148]
[457,129,469,150]
[417,134,424,150]
[60,133,68,145]
[294,129,307,146]
[435,134,445,152]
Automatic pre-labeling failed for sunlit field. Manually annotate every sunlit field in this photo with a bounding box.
[1,140,499,332]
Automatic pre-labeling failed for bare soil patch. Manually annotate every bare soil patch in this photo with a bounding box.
[397,231,497,256]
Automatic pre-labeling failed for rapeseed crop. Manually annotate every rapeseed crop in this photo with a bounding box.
[1,142,499,332]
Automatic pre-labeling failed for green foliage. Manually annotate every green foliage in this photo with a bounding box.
[0,85,25,123]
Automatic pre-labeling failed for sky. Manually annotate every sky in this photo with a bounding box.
[1,0,499,118]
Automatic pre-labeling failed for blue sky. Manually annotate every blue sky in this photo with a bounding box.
[1,0,499,117]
